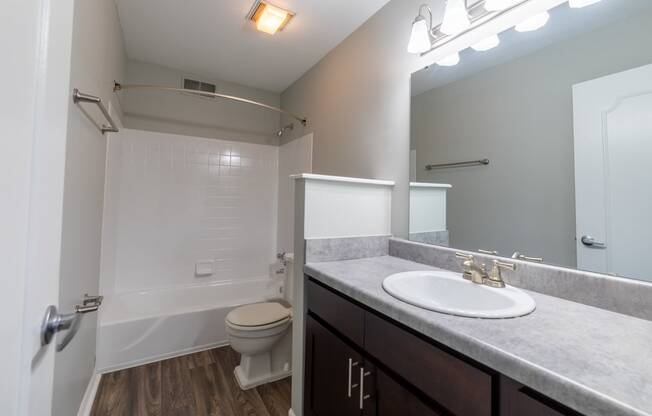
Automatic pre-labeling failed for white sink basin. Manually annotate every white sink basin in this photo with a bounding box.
[382,270,536,319]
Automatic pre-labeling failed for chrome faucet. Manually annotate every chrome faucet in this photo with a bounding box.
[456,253,516,288]
[486,260,516,288]
[456,253,488,284]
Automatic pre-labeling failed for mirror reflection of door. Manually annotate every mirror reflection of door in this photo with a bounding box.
[573,64,652,281]
[409,0,652,283]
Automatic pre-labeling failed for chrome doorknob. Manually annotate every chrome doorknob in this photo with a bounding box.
[580,235,606,248]
[40,305,81,352]
[40,295,103,352]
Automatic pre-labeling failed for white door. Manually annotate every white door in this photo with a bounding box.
[1,1,75,415]
[573,63,652,281]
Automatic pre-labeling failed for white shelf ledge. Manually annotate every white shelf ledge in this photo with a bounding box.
[410,182,452,189]
[291,173,395,186]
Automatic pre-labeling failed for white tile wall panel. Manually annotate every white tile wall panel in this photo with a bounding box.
[100,129,279,295]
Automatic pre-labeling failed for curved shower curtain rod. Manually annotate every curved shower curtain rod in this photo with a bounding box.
[113,82,308,126]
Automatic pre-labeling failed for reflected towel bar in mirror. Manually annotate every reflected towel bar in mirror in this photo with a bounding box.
[425,158,490,170]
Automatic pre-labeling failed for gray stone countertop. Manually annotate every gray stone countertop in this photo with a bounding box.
[305,256,652,416]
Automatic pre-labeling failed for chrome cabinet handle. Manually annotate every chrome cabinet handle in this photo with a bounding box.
[347,358,359,397]
[581,235,606,249]
[359,367,371,410]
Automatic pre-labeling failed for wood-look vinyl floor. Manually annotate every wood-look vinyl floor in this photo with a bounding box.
[91,346,291,416]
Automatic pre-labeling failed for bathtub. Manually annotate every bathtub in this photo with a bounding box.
[96,277,283,372]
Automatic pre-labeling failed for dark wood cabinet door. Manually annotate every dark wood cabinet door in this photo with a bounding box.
[307,279,365,347]
[500,377,583,416]
[304,315,362,416]
[364,367,442,416]
[365,311,492,416]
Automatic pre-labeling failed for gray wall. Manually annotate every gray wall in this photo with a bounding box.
[280,0,431,238]
[412,11,652,268]
[52,0,126,415]
[121,60,282,145]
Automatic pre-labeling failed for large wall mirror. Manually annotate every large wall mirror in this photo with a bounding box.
[409,0,652,282]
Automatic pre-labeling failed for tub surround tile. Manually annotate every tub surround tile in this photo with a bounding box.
[304,256,652,416]
[305,235,390,263]
[389,238,652,321]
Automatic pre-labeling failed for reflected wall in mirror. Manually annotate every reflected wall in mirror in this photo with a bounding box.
[409,0,652,282]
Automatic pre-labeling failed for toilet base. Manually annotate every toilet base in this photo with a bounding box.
[234,364,291,390]
[228,318,292,390]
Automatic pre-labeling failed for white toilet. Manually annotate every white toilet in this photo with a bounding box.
[225,253,294,390]
[226,254,294,390]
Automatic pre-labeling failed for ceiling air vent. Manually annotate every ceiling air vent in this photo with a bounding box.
[182,78,217,98]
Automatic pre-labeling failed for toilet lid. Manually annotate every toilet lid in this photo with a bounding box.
[226,302,291,327]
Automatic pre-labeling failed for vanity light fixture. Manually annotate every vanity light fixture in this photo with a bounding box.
[247,0,295,35]
[484,0,521,12]
[568,0,602,8]
[407,5,434,54]
[514,11,550,32]
[437,52,461,66]
[407,0,566,57]
[471,34,500,51]
[441,0,471,35]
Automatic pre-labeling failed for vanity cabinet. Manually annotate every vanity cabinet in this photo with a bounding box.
[305,315,440,416]
[304,315,362,416]
[305,278,583,416]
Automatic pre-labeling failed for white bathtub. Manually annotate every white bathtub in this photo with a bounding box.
[96,277,282,372]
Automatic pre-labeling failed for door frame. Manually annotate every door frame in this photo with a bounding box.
[1,0,74,414]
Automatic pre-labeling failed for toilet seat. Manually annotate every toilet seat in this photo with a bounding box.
[226,302,291,331]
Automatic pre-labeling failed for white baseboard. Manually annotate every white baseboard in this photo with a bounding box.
[77,372,102,416]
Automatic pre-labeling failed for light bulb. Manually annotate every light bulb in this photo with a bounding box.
[515,11,550,32]
[441,0,471,35]
[437,52,460,67]
[484,0,521,12]
[569,0,602,8]
[471,34,500,51]
[407,17,432,54]
[255,4,290,35]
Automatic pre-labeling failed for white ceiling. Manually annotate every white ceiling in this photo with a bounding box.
[114,0,391,93]
[412,0,652,96]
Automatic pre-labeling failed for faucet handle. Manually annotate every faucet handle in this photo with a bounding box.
[487,260,516,288]
[455,253,474,281]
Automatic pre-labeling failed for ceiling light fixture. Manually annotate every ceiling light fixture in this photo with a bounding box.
[568,0,602,8]
[441,0,471,35]
[471,34,500,51]
[248,0,295,35]
[514,11,550,32]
